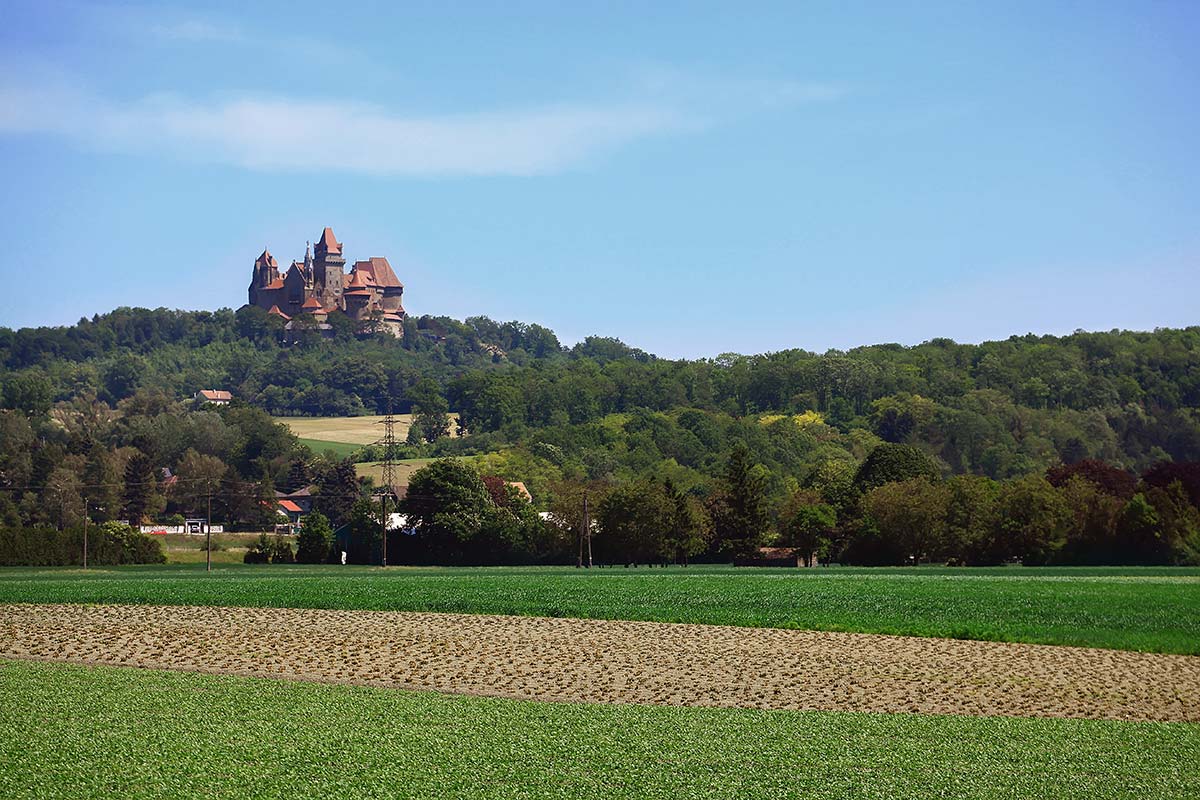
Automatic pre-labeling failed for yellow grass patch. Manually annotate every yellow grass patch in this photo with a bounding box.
[274,414,461,446]
[355,459,435,486]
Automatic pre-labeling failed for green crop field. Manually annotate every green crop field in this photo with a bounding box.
[295,437,361,459]
[2,564,1197,653]
[0,659,1194,800]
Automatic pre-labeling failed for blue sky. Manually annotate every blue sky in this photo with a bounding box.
[0,1,1197,357]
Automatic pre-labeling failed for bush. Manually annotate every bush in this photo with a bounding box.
[243,533,295,564]
[270,536,295,564]
[296,512,333,564]
[0,522,166,566]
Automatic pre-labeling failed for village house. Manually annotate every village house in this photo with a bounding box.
[194,389,232,406]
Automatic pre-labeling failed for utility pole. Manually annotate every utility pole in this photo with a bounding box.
[206,491,212,573]
[576,492,584,569]
[584,491,592,568]
[82,499,88,570]
[377,401,397,567]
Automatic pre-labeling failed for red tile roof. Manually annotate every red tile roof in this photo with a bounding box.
[264,278,285,290]
[255,249,278,267]
[317,227,341,254]
[352,257,404,289]
[198,390,232,401]
[300,296,323,310]
[266,304,291,320]
[278,499,303,513]
[343,289,372,298]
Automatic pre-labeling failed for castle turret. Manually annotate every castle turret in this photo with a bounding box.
[248,248,283,308]
[313,227,345,309]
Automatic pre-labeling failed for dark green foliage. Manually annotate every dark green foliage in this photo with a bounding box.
[855,443,941,492]
[4,308,1200,566]
[780,492,836,567]
[400,459,491,562]
[0,522,165,566]
[296,512,333,564]
[596,480,670,565]
[396,459,557,565]
[408,378,451,443]
[707,446,771,558]
[121,451,158,524]
[345,498,383,565]
[311,459,361,529]
[243,533,295,564]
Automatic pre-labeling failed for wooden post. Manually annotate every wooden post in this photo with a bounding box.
[584,491,592,569]
[206,492,212,573]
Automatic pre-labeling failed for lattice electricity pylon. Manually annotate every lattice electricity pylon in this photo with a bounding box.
[378,404,398,492]
[374,400,399,566]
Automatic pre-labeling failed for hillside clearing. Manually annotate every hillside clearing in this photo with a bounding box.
[274,414,461,446]
[353,458,435,485]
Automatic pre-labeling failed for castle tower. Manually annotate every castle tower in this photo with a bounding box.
[248,248,283,309]
[312,227,345,309]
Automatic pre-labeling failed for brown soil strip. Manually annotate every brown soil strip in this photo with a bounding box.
[1,603,1197,722]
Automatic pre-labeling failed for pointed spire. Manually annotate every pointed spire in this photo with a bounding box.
[316,227,341,255]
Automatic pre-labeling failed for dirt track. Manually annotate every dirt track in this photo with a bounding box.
[1,603,1197,722]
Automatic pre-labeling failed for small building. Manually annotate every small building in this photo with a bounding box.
[195,389,232,405]
[734,547,820,568]
[275,485,315,515]
[277,499,304,533]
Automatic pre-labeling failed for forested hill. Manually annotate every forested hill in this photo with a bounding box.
[2,306,1199,483]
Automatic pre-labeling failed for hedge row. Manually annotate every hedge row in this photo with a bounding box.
[0,523,166,566]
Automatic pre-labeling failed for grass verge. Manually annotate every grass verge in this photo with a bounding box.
[0,565,1197,653]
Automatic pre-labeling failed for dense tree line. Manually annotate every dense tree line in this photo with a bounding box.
[371,452,1200,567]
[2,306,1200,566]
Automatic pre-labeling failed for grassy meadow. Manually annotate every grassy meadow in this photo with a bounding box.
[1,659,1195,800]
[155,533,274,565]
[295,437,361,459]
[274,414,462,447]
[353,457,435,485]
[2,564,1197,653]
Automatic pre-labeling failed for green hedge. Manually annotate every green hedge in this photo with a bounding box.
[0,523,166,566]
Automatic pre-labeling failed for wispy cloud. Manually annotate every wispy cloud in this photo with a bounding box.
[0,80,687,176]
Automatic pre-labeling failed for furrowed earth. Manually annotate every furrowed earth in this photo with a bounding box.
[2,602,1197,723]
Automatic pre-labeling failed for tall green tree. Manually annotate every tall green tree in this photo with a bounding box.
[122,450,161,524]
[296,511,334,564]
[408,378,451,443]
[661,479,708,566]
[596,480,669,565]
[707,445,772,559]
[780,489,836,567]
[399,458,491,563]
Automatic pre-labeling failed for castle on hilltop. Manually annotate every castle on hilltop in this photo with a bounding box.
[246,226,406,336]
